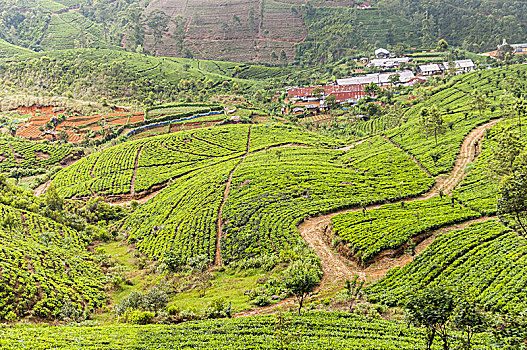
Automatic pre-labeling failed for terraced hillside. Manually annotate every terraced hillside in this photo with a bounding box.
[366,220,527,312]
[0,137,73,171]
[51,123,434,264]
[383,65,527,176]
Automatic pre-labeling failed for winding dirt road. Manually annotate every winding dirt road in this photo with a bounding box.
[298,118,501,292]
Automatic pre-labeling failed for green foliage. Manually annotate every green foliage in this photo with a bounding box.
[123,310,155,325]
[453,119,527,214]
[0,137,73,172]
[405,286,455,350]
[0,311,472,349]
[387,65,527,176]
[222,135,433,262]
[331,196,479,263]
[367,220,527,312]
[283,253,322,315]
[498,164,527,235]
[115,287,168,317]
[0,204,106,321]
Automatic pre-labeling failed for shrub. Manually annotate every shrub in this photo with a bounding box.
[125,310,154,325]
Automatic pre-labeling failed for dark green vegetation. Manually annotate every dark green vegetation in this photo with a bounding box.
[331,196,480,263]
[367,220,527,312]
[0,311,481,349]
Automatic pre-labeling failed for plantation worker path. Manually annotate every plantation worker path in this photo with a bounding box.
[298,118,502,293]
[215,125,253,265]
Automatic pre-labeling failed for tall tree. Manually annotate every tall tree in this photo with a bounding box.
[420,105,446,146]
[451,296,487,350]
[471,89,488,119]
[146,10,171,54]
[283,259,321,315]
[489,131,522,179]
[498,161,527,235]
[405,287,455,350]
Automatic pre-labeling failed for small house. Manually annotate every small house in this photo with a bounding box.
[375,48,390,58]
[419,63,442,75]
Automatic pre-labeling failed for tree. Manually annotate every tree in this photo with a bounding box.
[45,185,63,212]
[146,10,171,54]
[364,82,380,97]
[388,73,400,90]
[279,49,287,64]
[344,276,364,312]
[325,95,338,110]
[451,297,487,350]
[311,87,325,98]
[498,164,527,235]
[471,89,488,119]
[437,39,449,51]
[489,131,522,179]
[283,259,321,315]
[420,106,446,146]
[405,287,455,350]
[270,50,278,61]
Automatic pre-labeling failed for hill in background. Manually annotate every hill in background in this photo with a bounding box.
[1,0,526,63]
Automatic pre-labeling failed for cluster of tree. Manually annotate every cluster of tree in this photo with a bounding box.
[295,1,527,66]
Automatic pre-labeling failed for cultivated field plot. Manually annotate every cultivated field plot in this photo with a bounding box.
[54,124,433,263]
[367,220,527,312]
[0,138,72,171]
[0,311,474,349]
[386,65,527,176]
[221,136,434,262]
[331,196,480,263]
[145,0,305,61]
[453,118,527,215]
[36,1,106,51]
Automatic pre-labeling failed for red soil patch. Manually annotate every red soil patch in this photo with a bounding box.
[15,105,65,117]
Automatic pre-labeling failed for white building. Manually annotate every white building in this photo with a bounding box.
[442,59,475,73]
[369,57,410,69]
[419,63,442,75]
[374,48,390,58]
[336,70,415,87]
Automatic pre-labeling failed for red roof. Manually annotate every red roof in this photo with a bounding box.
[287,84,366,98]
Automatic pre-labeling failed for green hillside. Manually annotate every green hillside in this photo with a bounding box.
[0,180,107,321]
[0,39,33,58]
[0,48,288,104]
[2,0,526,63]
[367,220,527,312]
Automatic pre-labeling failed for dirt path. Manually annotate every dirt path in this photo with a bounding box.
[430,119,501,196]
[215,126,252,265]
[297,118,502,294]
[34,180,51,197]
[130,146,143,198]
